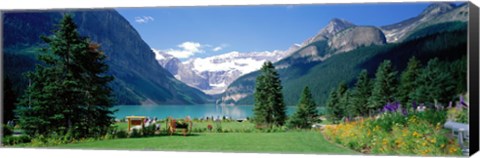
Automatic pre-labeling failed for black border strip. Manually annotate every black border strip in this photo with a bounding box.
[469,1,479,156]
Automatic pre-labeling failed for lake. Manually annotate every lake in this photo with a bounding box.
[113,105,326,120]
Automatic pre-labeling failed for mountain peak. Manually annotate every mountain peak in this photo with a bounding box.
[324,18,356,33]
[420,2,456,17]
[328,18,354,26]
[303,18,356,45]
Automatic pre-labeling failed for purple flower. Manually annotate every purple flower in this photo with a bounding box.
[402,109,408,116]
[459,96,468,107]
[383,102,401,113]
[448,101,453,109]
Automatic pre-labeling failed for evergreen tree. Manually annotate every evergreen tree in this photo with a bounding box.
[368,60,397,115]
[325,82,347,123]
[350,70,371,116]
[287,86,319,129]
[3,76,17,124]
[253,61,286,127]
[340,89,354,119]
[325,88,339,123]
[413,58,456,106]
[398,56,421,109]
[15,14,114,137]
[449,56,467,95]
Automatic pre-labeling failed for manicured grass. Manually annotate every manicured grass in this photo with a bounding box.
[56,131,357,154]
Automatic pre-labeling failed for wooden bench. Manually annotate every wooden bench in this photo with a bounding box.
[443,120,469,155]
[166,116,193,136]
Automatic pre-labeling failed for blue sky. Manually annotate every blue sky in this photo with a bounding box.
[116,2,440,60]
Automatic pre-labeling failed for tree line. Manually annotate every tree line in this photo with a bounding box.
[325,56,467,123]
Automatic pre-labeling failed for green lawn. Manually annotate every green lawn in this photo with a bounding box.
[56,131,357,154]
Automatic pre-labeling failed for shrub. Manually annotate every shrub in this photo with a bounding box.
[447,107,468,123]
[143,125,156,136]
[2,135,31,146]
[115,130,128,138]
[130,128,141,138]
[2,124,13,136]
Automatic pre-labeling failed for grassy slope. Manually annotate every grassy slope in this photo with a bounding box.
[55,131,357,154]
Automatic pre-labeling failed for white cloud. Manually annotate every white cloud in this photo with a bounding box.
[135,16,154,24]
[151,48,165,60]
[212,46,223,52]
[211,44,228,52]
[162,41,205,59]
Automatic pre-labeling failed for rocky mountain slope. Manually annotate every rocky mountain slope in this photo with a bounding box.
[219,2,468,105]
[3,10,212,105]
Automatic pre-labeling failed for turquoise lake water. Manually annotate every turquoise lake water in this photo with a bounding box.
[112,105,325,120]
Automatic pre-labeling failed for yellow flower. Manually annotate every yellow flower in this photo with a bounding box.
[412,131,419,137]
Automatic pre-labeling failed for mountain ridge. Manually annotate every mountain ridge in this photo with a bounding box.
[219,2,468,106]
[3,9,212,105]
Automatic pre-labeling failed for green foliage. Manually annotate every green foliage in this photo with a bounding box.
[448,56,467,94]
[323,110,460,156]
[115,130,128,139]
[368,60,398,114]
[2,135,31,146]
[2,125,14,136]
[447,107,468,124]
[404,22,467,41]
[398,56,422,109]
[341,90,355,118]
[412,58,456,106]
[227,22,467,107]
[15,14,115,138]
[142,125,156,136]
[350,70,372,116]
[326,82,348,124]
[253,61,287,127]
[129,128,141,138]
[287,86,319,129]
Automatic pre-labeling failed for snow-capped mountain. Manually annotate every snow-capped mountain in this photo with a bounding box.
[153,46,299,94]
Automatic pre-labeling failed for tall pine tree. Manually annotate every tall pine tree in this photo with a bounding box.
[287,86,319,129]
[340,89,354,119]
[368,60,397,115]
[325,82,347,123]
[449,56,467,95]
[325,88,339,123]
[412,58,455,107]
[350,70,371,116]
[253,61,286,127]
[398,56,421,109]
[15,14,114,137]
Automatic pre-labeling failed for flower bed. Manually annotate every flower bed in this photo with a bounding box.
[322,111,462,156]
